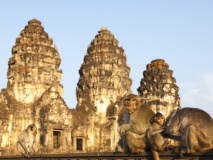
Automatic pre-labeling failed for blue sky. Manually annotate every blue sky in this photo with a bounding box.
[0,1,213,116]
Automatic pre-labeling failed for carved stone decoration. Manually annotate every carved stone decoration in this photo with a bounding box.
[76,27,132,116]
[0,88,35,154]
[0,19,71,155]
[0,19,185,155]
[75,27,132,152]
[137,59,180,119]
[7,18,63,104]
[32,87,72,152]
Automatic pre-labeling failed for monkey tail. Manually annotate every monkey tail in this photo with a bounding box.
[151,149,160,160]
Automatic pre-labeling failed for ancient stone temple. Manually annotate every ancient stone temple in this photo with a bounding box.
[76,27,132,114]
[0,19,71,155]
[137,59,180,119]
[7,18,63,104]
[75,27,132,152]
[0,19,183,156]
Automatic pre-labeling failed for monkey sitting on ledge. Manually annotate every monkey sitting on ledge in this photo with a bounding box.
[118,94,155,153]
[17,124,37,158]
[165,107,213,156]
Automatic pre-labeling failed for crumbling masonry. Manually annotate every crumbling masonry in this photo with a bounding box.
[0,19,180,155]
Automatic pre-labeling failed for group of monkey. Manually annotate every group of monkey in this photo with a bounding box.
[118,94,213,160]
[16,94,213,160]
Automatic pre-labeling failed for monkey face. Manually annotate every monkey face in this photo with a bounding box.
[125,98,137,114]
[33,128,37,136]
[28,124,37,136]
[157,117,165,126]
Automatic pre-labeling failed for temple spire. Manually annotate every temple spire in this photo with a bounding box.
[7,18,63,104]
[137,59,180,118]
[76,27,132,115]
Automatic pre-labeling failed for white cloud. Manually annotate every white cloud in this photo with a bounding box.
[180,72,213,117]
[203,72,213,94]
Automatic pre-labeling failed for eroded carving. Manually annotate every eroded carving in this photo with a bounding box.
[137,59,180,119]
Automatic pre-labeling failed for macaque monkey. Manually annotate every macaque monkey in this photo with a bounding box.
[119,94,155,153]
[165,107,213,156]
[17,124,37,158]
[146,112,169,160]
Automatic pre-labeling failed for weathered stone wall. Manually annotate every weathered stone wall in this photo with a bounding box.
[75,27,132,152]
[7,18,63,104]
[0,19,71,155]
[76,27,132,115]
[137,59,180,119]
[0,20,182,155]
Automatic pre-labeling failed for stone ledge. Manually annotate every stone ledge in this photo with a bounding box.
[0,150,213,160]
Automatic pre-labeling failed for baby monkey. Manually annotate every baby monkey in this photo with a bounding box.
[146,112,169,160]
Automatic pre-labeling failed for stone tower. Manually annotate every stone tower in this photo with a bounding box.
[137,59,180,119]
[76,27,132,115]
[7,18,63,104]
[74,27,132,152]
[0,19,71,155]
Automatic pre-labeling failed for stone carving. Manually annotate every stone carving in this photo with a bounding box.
[34,87,69,125]
[0,19,184,155]
[7,18,63,104]
[137,59,180,119]
[76,27,132,116]
[0,19,71,155]
[75,27,133,152]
